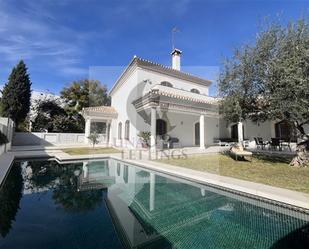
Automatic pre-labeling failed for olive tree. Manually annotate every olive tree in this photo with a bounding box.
[219,18,309,167]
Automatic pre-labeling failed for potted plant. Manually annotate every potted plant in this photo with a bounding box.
[138,131,151,148]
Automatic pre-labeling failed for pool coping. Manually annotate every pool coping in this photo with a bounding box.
[1,151,309,212]
[111,157,309,213]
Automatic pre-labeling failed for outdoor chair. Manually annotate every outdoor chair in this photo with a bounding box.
[243,139,250,148]
[213,138,236,147]
[269,138,281,151]
[156,135,169,150]
[280,138,292,152]
[169,137,181,148]
[254,137,267,150]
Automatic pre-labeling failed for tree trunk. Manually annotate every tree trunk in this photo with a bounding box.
[289,122,309,167]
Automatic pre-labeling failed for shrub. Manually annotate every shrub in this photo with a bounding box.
[138,131,151,147]
[88,132,100,148]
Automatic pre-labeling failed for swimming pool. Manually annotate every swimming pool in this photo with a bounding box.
[0,158,308,249]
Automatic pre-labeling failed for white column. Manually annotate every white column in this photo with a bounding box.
[237,121,244,144]
[150,107,156,151]
[200,114,205,149]
[84,118,91,144]
[149,172,155,211]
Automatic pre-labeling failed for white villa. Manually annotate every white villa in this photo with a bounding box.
[82,49,302,150]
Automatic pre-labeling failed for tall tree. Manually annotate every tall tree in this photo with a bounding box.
[32,100,84,133]
[219,18,309,167]
[0,60,32,128]
[60,79,110,111]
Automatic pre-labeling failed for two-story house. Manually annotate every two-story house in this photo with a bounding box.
[83,49,223,150]
[82,49,304,150]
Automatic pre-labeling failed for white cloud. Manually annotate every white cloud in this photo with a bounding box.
[0,0,99,77]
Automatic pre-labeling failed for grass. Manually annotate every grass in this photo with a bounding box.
[62,147,121,155]
[158,153,309,193]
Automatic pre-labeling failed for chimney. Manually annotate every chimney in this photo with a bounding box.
[171,48,182,70]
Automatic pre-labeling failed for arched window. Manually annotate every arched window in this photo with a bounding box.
[125,120,130,140]
[190,88,200,94]
[118,122,122,139]
[156,119,167,136]
[160,81,173,87]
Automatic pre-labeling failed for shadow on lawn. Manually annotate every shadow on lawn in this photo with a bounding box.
[221,151,292,164]
[253,154,293,164]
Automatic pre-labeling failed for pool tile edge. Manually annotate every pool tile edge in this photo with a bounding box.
[114,157,309,212]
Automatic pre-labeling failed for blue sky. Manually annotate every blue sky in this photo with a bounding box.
[0,0,308,96]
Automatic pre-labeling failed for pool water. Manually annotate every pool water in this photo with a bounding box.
[0,159,308,249]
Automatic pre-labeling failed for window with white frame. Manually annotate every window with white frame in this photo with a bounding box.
[160,81,173,87]
[190,88,200,94]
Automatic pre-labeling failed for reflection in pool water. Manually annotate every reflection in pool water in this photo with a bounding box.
[0,159,308,249]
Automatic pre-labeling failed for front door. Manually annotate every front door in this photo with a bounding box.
[156,119,167,136]
[195,122,200,146]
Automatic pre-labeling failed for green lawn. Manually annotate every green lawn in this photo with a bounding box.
[158,154,309,193]
[62,147,121,155]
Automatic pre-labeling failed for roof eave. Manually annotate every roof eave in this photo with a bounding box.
[108,56,212,96]
[108,56,138,96]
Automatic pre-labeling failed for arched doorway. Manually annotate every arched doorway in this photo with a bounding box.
[156,119,167,136]
[194,122,200,146]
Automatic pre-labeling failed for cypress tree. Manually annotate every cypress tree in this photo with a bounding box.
[0,60,32,127]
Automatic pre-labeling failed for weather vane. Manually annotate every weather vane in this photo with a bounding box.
[172,27,180,49]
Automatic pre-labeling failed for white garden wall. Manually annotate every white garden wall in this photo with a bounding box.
[13,132,86,146]
[12,132,107,146]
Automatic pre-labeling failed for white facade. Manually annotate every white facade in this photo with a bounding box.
[107,51,216,149]
[84,50,304,149]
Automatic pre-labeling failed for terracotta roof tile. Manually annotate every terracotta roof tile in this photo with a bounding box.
[83,106,117,114]
[109,55,212,95]
[135,57,212,86]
